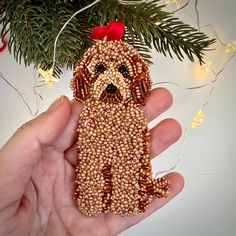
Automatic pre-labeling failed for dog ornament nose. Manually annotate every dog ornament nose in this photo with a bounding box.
[105,83,117,94]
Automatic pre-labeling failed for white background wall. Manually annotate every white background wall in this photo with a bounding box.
[0,1,236,235]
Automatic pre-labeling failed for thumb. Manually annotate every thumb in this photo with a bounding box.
[0,96,71,209]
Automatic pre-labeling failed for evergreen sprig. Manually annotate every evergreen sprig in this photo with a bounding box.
[0,0,215,77]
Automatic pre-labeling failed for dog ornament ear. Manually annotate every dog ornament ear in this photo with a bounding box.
[70,65,91,102]
[130,56,152,106]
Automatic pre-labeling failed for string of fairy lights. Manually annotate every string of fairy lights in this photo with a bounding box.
[1,0,236,173]
[155,0,236,175]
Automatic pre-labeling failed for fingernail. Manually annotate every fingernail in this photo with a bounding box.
[48,96,64,112]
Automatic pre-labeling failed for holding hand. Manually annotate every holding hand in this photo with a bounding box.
[0,88,184,236]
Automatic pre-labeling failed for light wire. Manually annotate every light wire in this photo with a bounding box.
[0,72,43,117]
[52,0,101,70]
[155,127,189,177]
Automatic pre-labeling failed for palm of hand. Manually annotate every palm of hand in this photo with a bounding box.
[23,147,115,236]
[0,91,183,236]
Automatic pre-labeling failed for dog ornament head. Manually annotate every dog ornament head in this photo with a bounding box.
[70,40,152,106]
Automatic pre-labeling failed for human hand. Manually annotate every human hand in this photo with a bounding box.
[0,88,184,236]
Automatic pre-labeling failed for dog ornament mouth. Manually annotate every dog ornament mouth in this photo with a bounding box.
[99,83,123,104]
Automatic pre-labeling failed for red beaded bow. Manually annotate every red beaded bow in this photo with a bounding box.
[0,39,7,53]
[90,21,125,41]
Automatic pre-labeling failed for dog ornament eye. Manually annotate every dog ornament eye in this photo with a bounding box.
[96,63,106,73]
[118,64,129,75]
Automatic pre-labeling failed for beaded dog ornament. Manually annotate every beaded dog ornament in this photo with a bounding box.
[71,21,170,216]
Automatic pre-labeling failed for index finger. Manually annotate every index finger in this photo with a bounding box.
[143,87,173,122]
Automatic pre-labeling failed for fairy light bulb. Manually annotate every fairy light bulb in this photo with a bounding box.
[192,109,204,128]
[195,61,212,79]
[225,40,236,54]
[38,68,59,88]
[165,0,182,8]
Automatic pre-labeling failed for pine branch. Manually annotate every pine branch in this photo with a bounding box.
[0,0,215,78]
[91,0,215,63]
